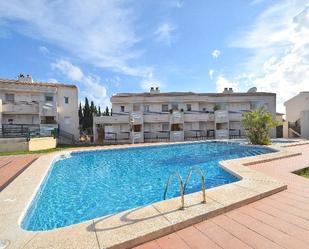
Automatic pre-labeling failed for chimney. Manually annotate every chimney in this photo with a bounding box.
[223,87,228,94]
[155,87,160,93]
[18,74,25,82]
[18,74,33,83]
[150,87,155,93]
[228,87,233,93]
[26,74,33,83]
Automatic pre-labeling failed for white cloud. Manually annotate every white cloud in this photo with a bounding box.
[139,71,164,91]
[208,69,215,80]
[0,0,150,78]
[51,59,110,107]
[229,0,309,113]
[250,0,266,5]
[211,49,221,58]
[174,0,184,8]
[39,46,49,55]
[154,22,177,46]
[47,78,58,83]
[215,75,239,93]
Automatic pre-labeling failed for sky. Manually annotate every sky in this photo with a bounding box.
[0,0,308,112]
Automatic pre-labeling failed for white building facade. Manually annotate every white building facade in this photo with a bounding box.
[0,75,79,140]
[93,88,276,143]
[284,92,309,139]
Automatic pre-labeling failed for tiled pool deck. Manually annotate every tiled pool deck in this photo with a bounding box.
[0,140,308,249]
[136,142,309,249]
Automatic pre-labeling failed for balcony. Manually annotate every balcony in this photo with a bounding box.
[229,112,243,121]
[184,112,214,122]
[40,103,57,117]
[94,114,129,124]
[170,111,184,124]
[170,131,184,141]
[130,111,143,124]
[215,129,229,139]
[2,102,39,114]
[215,110,229,123]
[143,113,169,123]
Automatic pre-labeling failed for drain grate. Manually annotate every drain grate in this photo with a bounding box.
[0,240,10,249]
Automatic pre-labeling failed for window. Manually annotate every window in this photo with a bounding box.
[120,124,129,132]
[133,124,141,132]
[162,104,169,112]
[5,93,14,102]
[144,105,150,113]
[64,97,69,104]
[171,103,178,111]
[45,95,53,102]
[171,124,183,131]
[162,123,169,131]
[42,116,56,124]
[186,104,192,111]
[133,103,140,111]
[8,118,14,124]
[120,106,125,112]
[64,116,71,125]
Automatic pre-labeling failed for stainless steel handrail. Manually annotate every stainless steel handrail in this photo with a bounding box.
[184,166,206,204]
[163,171,185,210]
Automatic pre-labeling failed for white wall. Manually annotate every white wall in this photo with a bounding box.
[56,86,79,139]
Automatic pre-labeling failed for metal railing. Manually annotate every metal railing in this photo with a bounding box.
[163,167,207,210]
[184,130,214,140]
[163,172,185,210]
[144,131,170,141]
[0,124,57,140]
[184,167,206,204]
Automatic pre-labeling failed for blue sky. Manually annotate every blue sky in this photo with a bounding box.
[0,0,308,112]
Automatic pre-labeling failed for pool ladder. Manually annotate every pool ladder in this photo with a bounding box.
[163,166,206,210]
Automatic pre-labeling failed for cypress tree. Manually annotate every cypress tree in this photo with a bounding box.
[78,102,83,127]
[105,106,110,116]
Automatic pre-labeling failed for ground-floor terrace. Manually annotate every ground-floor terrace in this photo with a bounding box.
[136,143,309,249]
[95,122,244,144]
[0,141,308,249]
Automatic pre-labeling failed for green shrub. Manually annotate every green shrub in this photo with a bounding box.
[241,108,277,145]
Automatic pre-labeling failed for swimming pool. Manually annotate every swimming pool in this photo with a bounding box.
[21,142,275,231]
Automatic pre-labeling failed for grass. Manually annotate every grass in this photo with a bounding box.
[0,144,105,156]
[294,167,309,179]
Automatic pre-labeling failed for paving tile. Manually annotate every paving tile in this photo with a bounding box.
[250,200,309,231]
[226,210,308,249]
[94,205,173,249]
[258,197,309,221]
[134,240,161,249]
[23,220,98,249]
[176,226,221,249]
[152,192,224,230]
[237,205,309,243]
[0,211,37,249]
[156,233,190,249]
[211,214,282,249]
[195,220,252,249]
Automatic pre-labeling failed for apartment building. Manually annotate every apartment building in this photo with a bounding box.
[93,87,276,143]
[0,75,79,140]
[284,92,309,139]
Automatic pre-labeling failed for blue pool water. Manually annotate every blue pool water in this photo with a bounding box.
[22,142,275,231]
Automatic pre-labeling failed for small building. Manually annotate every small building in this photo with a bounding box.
[284,92,309,139]
[93,87,277,144]
[0,75,79,143]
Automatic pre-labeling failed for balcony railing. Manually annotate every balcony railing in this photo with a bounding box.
[2,102,39,114]
[144,131,170,142]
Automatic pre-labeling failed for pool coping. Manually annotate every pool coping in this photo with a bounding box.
[0,140,304,249]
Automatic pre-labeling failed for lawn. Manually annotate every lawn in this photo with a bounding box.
[295,167,309,179]
[0,144,105,156]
